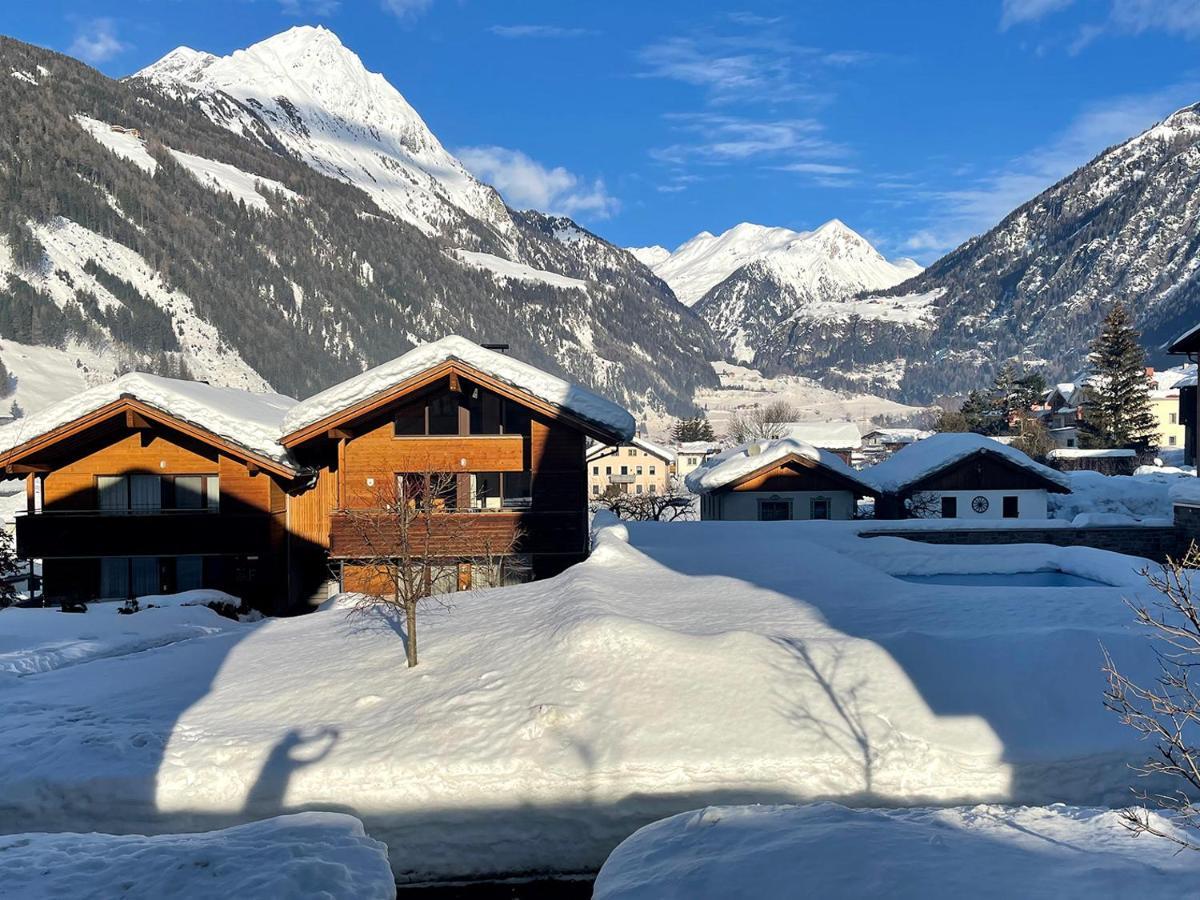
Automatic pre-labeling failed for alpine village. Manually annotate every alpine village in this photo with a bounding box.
[5,5,1200,898]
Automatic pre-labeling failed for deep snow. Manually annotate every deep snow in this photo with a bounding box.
[593,803,1196,899]
[0,517,1174,881]
[0,812,395,899]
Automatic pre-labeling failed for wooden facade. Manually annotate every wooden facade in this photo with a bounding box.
[1,355,622,611]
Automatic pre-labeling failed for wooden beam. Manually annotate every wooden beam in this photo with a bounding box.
[125,409,151,429]
[6,463,51,474]
[448,372,461,393]
[326,427,354,440]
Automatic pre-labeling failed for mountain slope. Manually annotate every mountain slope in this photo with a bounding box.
[863,102,1200,401]
[0,33,717,418]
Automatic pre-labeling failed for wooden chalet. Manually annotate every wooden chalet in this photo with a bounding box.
[868,433,1070,520]
[687,438,877,521]
[0,338,634,610]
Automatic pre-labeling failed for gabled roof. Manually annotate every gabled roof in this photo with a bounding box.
[281,335,634,446]
[0,373,299,476]
[586,435,674,463]
[685,437,878,496]
[864,432,1071,494]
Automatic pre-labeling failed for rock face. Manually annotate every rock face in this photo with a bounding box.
[0,31,718,417]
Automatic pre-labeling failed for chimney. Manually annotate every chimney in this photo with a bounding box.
[482,343,509,354]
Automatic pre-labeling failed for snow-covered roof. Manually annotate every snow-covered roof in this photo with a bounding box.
[1166,320,1200,353]
[864,428,930,444]
[586,435,674,462]
[781,421,862,450]
[684,437,876,495]
[283,335,634,441]
[676,440,721,455]
[864,432,1071,493]
[0,373,298,469]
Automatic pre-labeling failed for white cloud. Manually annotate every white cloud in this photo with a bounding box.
[280,0,341,15]
[456,146,619,219]
[489,25,595,39]
[898,83,1200,257]
[775,162,859,175]
[651,113,844,166]
[1000,0,1075,28]
[1109,0,1200,37]
[381,0,432,20]
[68,18,128,64]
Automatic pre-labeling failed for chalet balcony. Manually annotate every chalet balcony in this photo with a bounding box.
[608,473,635,484]
[15,509,272,559]
[328,507,586,559]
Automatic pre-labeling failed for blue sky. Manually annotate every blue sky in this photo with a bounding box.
[7,1,1200,262]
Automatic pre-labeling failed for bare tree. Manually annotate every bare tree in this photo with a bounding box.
[1103,545,1200,850]
[339,471,521,667]
[592,479,695,522]
[904,491,943,519]
[725,400,801,444]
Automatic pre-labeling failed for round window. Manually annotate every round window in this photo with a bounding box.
[971,495,989,513]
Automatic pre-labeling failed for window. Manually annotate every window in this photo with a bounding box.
[100,556,130,599]
[649,466,656,475]
[636,465,643,476]
[176,556,203,591]
[636,484,643,494]
[467,388,503,434]
[649,484,656,494]
[502,402,531,437]
[173,475,203,510]
[940,496,958,518]
[1171,412,1178,424]
[605,466,612,475]
[1002,496,1019,519]
[1066,438,1076,448]
[471,472,502,510]
[592,484,599,495]
[98,475,129,514]
[592,466,599,476]
[627,448,636,456]
[758,499,791,521]
[397,473,458,510]
[428,393,459,435]
[810,497,831,520]
[620,466,628,475]
[1170,436,1178,446]
[501,471,532,508]
[393,401,425,436]
[96,475,218,513]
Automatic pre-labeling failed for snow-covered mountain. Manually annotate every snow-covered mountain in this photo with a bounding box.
[856,101,1200,401]
[635,221,920,308]
[0,32,718,420]
[135,26,511,239]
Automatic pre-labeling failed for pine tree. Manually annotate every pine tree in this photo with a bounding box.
[1080,303,1159,450]
[0,528,18,608]
[671,415,715,443]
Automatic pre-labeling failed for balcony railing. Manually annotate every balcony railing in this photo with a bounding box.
[328,507,585,558]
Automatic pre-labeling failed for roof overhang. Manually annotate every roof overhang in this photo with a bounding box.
[1167,322,1200,355]
[717,452,880,498]
[281,359,630,448]
[901,447,1071,495]
[0,396,297,479]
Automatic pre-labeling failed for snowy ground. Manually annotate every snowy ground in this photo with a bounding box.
[0,518,1174,881]
[0,812,395,899]
[645,360,929,442]
[593,803,1195,899]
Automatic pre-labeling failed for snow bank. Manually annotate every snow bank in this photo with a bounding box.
[0,520,1171,881]
[1050,469,1191,521]
[0,603,241,676]
[0,372,298,468]
[0,812,394,900]
[685,437,873,494]
[283,334,634,439]
[1047,448,1137,459]
[136,588,242,610]
[865,432,1070,493]
[453,249,588,292]
[593,803,1195,900]
[1169,478,1200,507]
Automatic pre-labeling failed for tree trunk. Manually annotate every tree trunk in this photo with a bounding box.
[405,598,418,667]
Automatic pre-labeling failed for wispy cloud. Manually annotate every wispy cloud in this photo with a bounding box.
[456,146,619,219]
[1000,0,1075,29]
[489,24,596,39]
[68,18,127,64]
[1109,0,1200,38]
[896,82,1199,256]
[381,0,432,20]
[651,113,846,171]
[280,0,341,16]
[775,162,859,175]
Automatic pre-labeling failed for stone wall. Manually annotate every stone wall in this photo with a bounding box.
[862,524,1182,562]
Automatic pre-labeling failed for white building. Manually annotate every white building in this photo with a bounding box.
[866,432,1070,520]
[674,440,721,483]
[686,438,877,522]
[587,437,673,499]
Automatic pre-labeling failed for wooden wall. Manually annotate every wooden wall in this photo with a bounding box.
[730,460,867,495]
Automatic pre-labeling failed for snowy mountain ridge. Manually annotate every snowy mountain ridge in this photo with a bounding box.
[134,25,512,239]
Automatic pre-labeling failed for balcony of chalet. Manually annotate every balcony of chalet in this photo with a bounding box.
[16,509,271,559]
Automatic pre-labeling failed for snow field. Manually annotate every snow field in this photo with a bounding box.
[0,517,1173,881]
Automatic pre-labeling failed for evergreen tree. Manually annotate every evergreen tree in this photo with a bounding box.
[8,400,22,419]
[1079,303,1158,450]
[671,415,715,443]
[0,528,17,608]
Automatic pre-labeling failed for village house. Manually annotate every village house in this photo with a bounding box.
[585,436,673,499]
[1042,379,1091,449]
[868,433,1071,520]
[1147,366,1192,453]
[1167,324,1200,464]
[861,427,932,462]
[686,437,877,521]
[673,440,721,484]
[0,337,633,610]
[780,421,862,464]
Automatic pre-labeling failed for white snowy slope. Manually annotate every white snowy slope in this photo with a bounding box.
[0,517,1174,881]
[134,26,511,237]
[0,812,395,900]
[626,245,670,268]
[644,220,921,307]
[451,249,589,293]
[593,803,1196,899]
